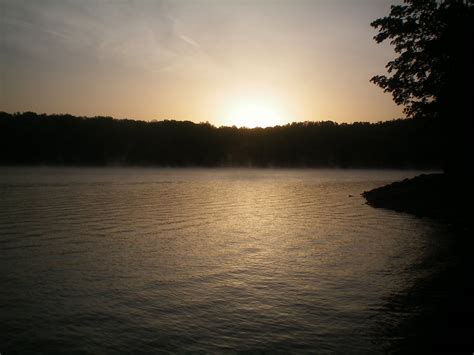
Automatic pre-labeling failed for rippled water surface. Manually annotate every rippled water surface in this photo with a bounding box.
[0,168,448,352]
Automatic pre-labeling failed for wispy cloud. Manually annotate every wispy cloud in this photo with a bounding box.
[179,34,200,49]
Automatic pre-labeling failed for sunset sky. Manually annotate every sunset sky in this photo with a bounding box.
[1,0,403,127]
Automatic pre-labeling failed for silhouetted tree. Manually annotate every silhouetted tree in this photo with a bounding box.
[0,111,442,168]
[371,0,473,176]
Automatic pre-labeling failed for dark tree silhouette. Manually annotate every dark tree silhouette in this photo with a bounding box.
[371,0,473,177]
[0,111,442,168]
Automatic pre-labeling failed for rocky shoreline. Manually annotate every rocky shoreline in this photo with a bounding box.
[363,173,473,352]
[363,173,471,227]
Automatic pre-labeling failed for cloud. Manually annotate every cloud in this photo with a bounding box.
[178,34,200,49]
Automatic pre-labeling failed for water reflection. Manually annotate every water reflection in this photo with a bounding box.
[0,168,448,352]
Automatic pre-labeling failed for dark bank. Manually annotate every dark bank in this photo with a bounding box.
[363,173,473,352]
[0,111,443,169]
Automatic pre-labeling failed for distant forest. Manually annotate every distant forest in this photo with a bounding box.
[0,112,443,168]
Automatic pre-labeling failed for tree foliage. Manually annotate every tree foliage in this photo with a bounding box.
[370,0,474,119]
[0,111,442,169]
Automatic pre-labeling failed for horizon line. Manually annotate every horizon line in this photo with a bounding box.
[1,110,407,129]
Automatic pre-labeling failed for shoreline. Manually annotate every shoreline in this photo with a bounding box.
[362,173,471,227]
[363,173,473,352]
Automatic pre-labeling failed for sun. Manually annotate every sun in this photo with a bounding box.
[225,96,286,128]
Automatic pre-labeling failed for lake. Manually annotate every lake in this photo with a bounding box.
[0,168,452,352]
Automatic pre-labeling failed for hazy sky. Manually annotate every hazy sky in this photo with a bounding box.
[0,0,403,126]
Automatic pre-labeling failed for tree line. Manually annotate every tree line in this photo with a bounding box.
[0,111,442,168]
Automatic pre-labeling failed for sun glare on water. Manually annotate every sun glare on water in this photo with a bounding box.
[225,96,286,128]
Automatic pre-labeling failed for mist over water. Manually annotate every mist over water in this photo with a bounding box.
[0,168,448,352]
